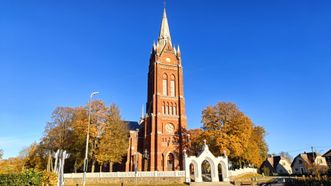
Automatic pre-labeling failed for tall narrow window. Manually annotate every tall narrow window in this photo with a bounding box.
[163,79,168,96]
[162,105,165,114]
[173,106,177,115]
[165,104,169,115]
[170,80,175,97]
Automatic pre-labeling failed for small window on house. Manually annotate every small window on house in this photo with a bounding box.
[298,160,302,164]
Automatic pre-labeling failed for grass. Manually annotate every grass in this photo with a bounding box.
[230,173,273,183]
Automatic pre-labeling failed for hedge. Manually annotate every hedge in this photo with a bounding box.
[286,177,331,186]
[0,169,57,186]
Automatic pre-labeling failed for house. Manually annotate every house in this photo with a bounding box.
[322,149,331,168]
[260,155,292,175]
[291,152,328,175]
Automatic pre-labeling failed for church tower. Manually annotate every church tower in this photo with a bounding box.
[142,8,187,171]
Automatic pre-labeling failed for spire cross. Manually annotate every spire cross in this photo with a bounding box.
[164,0,166,9]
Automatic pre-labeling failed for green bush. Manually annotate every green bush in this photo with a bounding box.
[286,177,331,186]
[0,169,57,186]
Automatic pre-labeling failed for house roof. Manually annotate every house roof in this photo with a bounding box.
[267,156,281,168]
[291,152,321,167]
[124,121,140,131]
[263,155,284,170]
[322,149,331,157]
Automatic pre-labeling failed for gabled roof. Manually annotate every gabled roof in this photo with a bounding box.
[322,149,331,157]
[265,156,281,169]
[124,121,140,131]
[291,152,321,167]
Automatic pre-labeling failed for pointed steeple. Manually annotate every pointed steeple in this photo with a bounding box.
[158,8,172,47]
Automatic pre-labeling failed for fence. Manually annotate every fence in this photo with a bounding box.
[229,167,258,177]
[64,171,185,179]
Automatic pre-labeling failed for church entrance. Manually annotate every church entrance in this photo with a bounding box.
[218,163,223,181]
[201,160,212,182]
[190,163,195,182]
[167,153,175,171]
[184,141,230,183]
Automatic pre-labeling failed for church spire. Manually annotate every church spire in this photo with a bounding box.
[158,8,172,46]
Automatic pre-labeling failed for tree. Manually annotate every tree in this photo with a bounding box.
[279,151,293,163]
[37,100,128,173]
[0,149,3,159]
[94,104,129,172]
[0,157,25,174]
[195,102,268,168]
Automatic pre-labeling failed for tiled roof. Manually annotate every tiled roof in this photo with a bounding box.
[124,121,140,131]
[322,149,331,157]
[267,156,282,168]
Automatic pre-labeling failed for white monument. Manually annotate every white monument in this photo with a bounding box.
[184,140,229,183]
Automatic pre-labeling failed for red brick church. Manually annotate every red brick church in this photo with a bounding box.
[125,8,187,172]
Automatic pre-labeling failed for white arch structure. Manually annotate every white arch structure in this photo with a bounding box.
[184,140,230,183]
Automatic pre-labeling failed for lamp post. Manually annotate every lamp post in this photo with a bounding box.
[82,91,99,186]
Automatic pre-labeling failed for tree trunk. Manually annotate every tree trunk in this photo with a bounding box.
[109,162,113,172]
[91,159,96,173]
[74,159,77,173]
[100,162,103,173]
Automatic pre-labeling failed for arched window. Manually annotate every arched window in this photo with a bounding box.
[167,153,175,171]
[163,74,168,96]
[165,103,169,115]
[170,75,175,97]
[162,103,165,114]
[173,104,177,115]
[170,103,173,115]
[170,80,175,97]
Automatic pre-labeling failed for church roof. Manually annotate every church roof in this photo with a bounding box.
[124,121,140,131]
[158,8,172,47]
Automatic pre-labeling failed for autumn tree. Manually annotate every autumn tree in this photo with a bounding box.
[94,104,129,172]
[36,100,128,173]
[192,102,268,168]
[0,157,25,174]
[21,143,47,171]
[87,100,110,173]
[40,107,78,172]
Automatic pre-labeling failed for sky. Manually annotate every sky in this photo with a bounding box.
[0,0,330,159]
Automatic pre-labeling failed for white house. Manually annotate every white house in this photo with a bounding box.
[260,155,292,175]
[291,152,327,175]
[276,158,292,175]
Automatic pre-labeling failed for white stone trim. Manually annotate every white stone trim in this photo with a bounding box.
[184,142,230,183]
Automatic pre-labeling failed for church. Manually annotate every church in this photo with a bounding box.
[125,8,187,172]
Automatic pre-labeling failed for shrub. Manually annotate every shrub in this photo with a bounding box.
[0,169,57,186]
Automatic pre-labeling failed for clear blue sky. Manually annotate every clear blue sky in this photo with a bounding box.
[0,0,330,159]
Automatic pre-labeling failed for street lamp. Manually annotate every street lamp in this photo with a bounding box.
[82,91,99,186]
